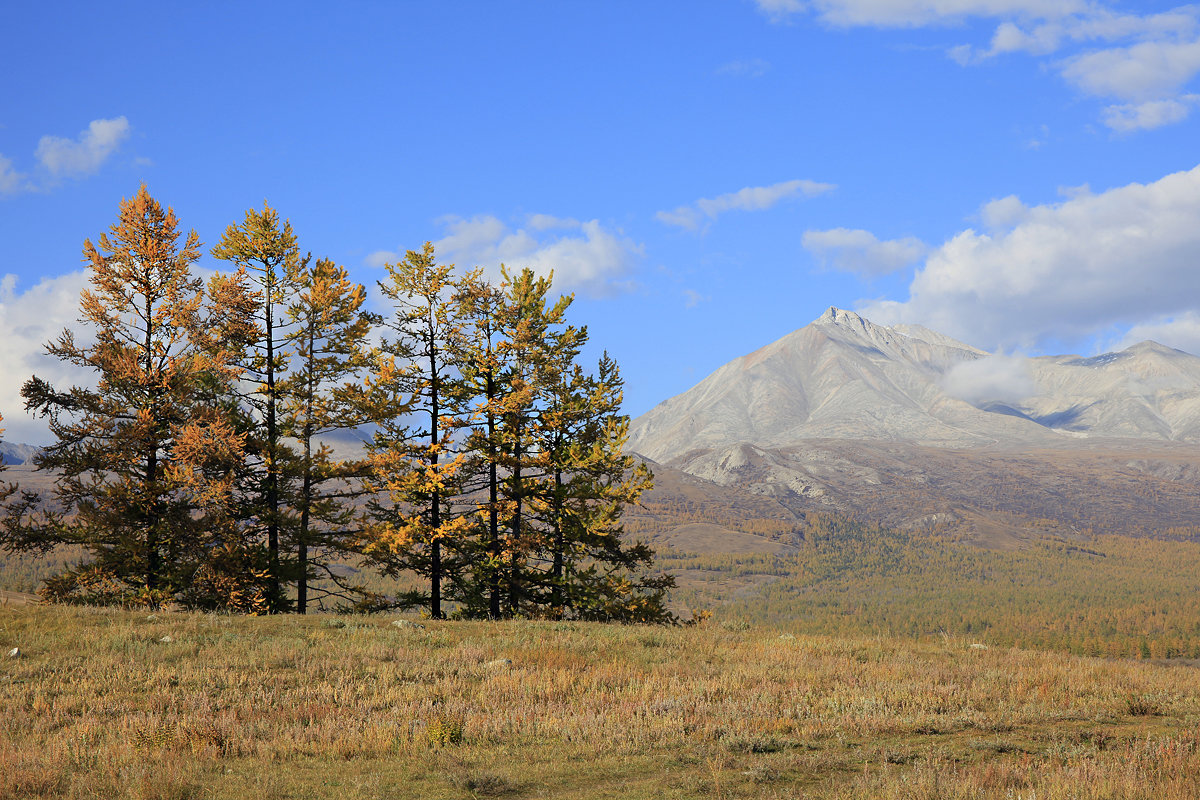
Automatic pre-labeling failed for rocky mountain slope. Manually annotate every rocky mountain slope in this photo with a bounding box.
[630,307,1200,462]
[628,309,1200,539]
[0,442,40,467]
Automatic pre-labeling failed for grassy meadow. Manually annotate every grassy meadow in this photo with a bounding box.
[2,605,1200,799]
[654,516,1200,660]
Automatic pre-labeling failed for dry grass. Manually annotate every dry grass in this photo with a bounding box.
[1,606,1199,799]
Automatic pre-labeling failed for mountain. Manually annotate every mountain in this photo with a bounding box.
[628,309,1200,539]
[630,307,1200,461]
[0,442,41,467]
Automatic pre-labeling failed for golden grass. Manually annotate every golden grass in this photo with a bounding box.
[1,606,1198,799]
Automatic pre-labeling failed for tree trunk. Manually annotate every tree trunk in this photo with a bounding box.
[551,467,563,618]
[265,277,281,611]
[429,344,443,620]
[297,323,315,614]
[144,290,160,592]
[487,371,501,619]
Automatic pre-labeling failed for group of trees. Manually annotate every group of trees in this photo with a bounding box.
[0,186,674,622]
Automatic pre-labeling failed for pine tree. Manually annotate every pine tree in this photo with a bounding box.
[278,257,377,613]
[366,243,471,619]
[4,186,248,607]
[211,203,306,612]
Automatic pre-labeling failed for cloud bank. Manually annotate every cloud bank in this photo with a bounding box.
[0,155,26,195]
[0,271,92,445]
[0,117,131,195]
[367,214,642,296]
[36,117,131,177]
[941,353,1037,405]
[803,227,927,276]
[1116,312,1200,357]
[859,164,1200,352]
[756,1,1200,131]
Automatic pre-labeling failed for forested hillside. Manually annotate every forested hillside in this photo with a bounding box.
[624,463,1200,659]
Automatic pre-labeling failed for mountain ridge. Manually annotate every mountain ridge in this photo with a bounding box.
[630,307,1200,463]
[0,442,41,467]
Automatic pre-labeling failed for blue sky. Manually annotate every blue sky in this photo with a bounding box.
[3,1,1200,443]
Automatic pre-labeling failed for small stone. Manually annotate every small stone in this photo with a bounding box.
[7,647,21,659]
[969,643,988,650]
[778,634,796,641]
[159,635,174,643]
[145,614,158,622]
[485,658,513,669]
[391,619,425,630]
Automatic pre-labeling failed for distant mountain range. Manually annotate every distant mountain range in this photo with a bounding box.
[628,308,1200,541]
[0,442,40,467]
[631,306,1200,460]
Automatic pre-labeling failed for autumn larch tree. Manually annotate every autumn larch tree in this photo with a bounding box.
[537,353,674,622]
[493,266,577,617]
[450,269,516,618]
[4,185,249,607]
[366,243,472,619]
[453,267,673,621]
[278,257,377,613]
[211,203,306,612]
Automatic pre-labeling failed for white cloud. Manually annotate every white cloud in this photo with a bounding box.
[753,1,1200,132]
[35,116,131,177]
[402,213,644,295]
[802,0,1084,28]
[0,271,92,445]
[1117,312,1200,356]
[979,194,1028,228]
[858,164,1200,351]
[1103,95,1200,132]
[657,179,835,231]
[1057,182,1091,200]
[654,207,705,231]
[802,227,927,276]
[682,288,709,308]
[941,353,1037,404]
[527,213,580,231]
[981,8,1200,59]
[0,154,27,194]
[1061,38,1200,102]
[755,0,805,23]
[364,250,398,268]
